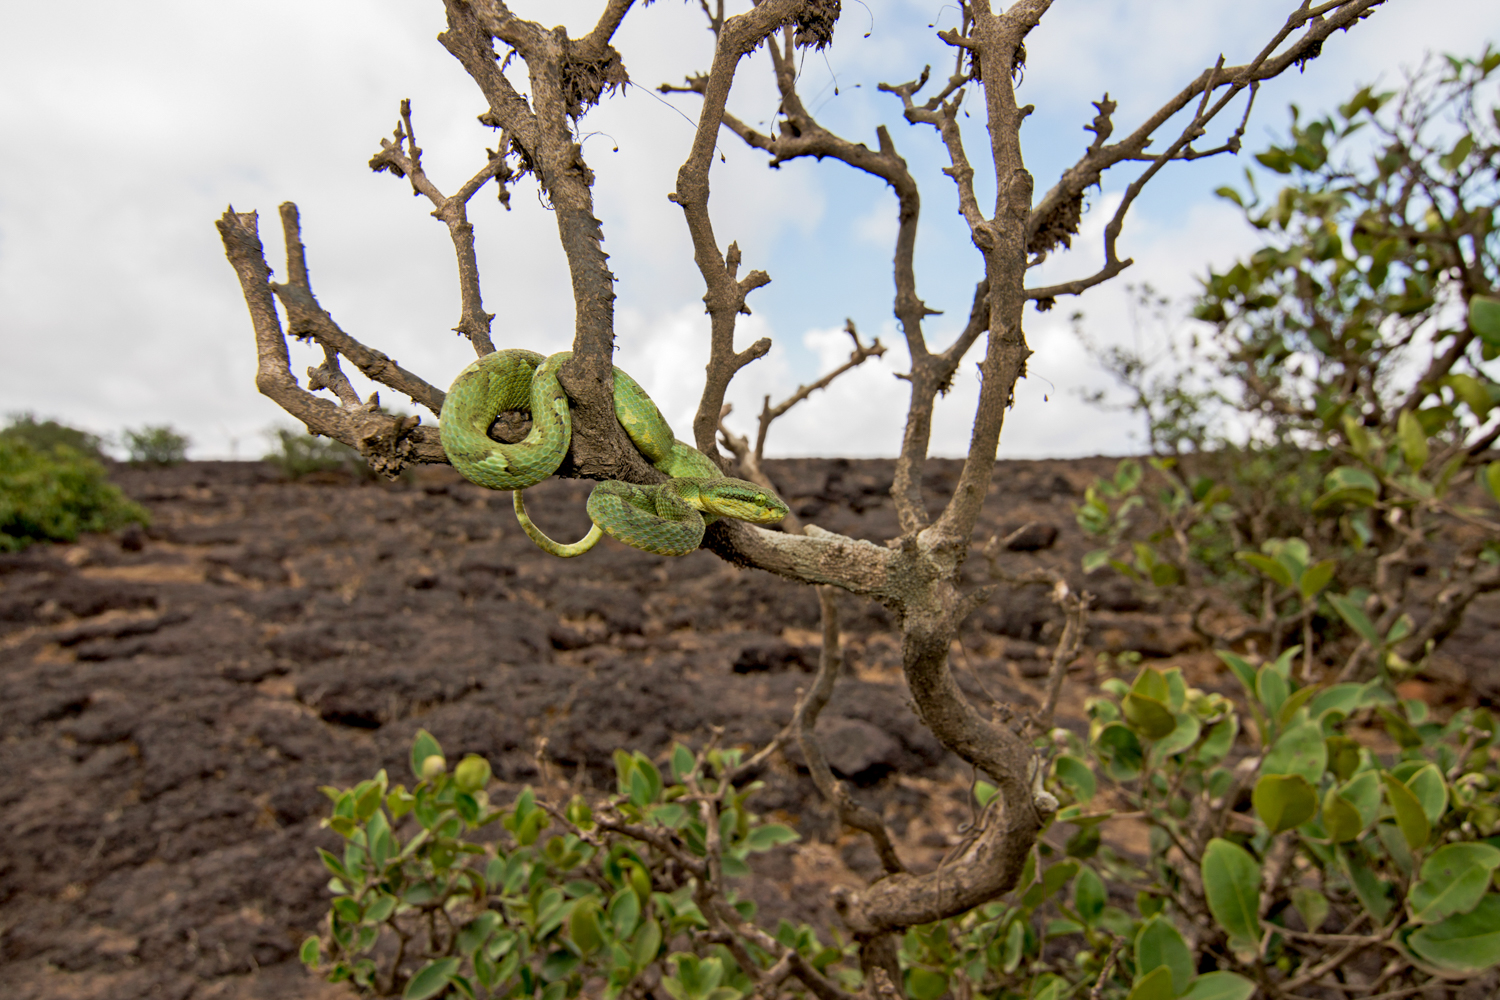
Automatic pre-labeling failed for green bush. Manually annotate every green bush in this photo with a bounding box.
[304,735,816,998]
[0,411,107,461]
[0,439,149,551]
[263,427,372,480]
[310,676,1500,999]
[122,424,191,465]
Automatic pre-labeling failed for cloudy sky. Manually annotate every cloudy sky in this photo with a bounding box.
[2,1,1497,461]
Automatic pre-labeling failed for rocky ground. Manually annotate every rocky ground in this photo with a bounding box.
[1,457,1494,999]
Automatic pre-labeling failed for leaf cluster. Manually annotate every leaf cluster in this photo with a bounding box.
[303,732,828,1000]
[0,435,148,551]
[121,424,190,465]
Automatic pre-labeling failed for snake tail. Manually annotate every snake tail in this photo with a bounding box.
[513,490,602,557]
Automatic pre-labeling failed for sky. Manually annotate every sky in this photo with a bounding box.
[2,1,1497,461]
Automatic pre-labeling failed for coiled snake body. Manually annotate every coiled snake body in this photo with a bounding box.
[439,350,789,557]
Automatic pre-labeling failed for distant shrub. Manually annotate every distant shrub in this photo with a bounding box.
[122,425,191,465]
[264,427,370,480]
[0,412,107,461]
[0,439,149,551]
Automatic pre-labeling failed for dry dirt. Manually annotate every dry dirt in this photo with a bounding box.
[2,457,1494,999]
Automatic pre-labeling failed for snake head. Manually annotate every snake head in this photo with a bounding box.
[699,478,791,525]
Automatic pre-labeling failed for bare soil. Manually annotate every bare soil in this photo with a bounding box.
[2,457,1494,999]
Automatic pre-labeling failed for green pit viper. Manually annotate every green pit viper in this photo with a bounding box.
[439,349,789,557]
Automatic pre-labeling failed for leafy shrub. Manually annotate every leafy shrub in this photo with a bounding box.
[1079,51,1500,681]
[122,424,190,465]
[263,427,371,480]
[0,438,148,551]
[303,733,817,998]
[0,411,107,461]
[310,665,1500,999]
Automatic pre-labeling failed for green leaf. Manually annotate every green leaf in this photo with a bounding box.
[1257,666,1289,718]
[1216,651,1259,701]
[1199,717,1238,766]
[541,948,582,982]
[1406,893,1500,973]
[1485,463,1500,504]
[1379,708,1424,749]
[1130,666,1171,702]
[1135,916,1194,996]
[1180,971,1255,1000]
[1024,859,1080,912]
[1254,773,1318,834]
[1410,844,1500,923]
[365,892,397,925]
[1398,410,1429,470]
[1407,764,1448,824]
[1313,467,1381,511]
[1444,373,1494,420]
[1277,685,1320,729]
[1325,736,1361,781]
[1382,772,1431,851]
[570,900,605,955]
[1262,720,1327,782]
[1440,133,1475,171]
[632,919,662,968]
[609,888,641,938]
[1309,683,1365,720]
[906,968,949,1000]
[1125,965,1176,1000]
[1235,551,1295,588]
[1054,754,1097,804]
[743,823,800,852]
[1292,887,1330,933]
[1002,918,1025,972]
[1328,592,1382,645]
[1095,723,1145,781]
[300,936,321,967]
[671,744,695,783]
[1214,186,1245,207]
[1471,295,1500,347]
[1341,845,1395,921]
[1341,771,1382,829]
[1202,839,1261,956]
[1075,865,1106,924]
[1154,711,1202,758]
[1031,974,1067,1000]
[1322,787,1364,843]
[409,730,444,781]
[405,957,462,1000]
[1298,559,1337,600]
[1124,692,1178,740]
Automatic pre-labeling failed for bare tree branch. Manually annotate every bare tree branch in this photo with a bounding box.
[1026,0,1388,301]
[674,1,808,468]
[368,98,510,355]
[794,585,905,875]
[216,207,436,477]
[755,319,886,461]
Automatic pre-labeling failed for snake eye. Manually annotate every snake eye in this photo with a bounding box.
[755,493,766,504]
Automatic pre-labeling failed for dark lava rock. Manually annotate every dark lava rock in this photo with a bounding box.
[732,635,814,673]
